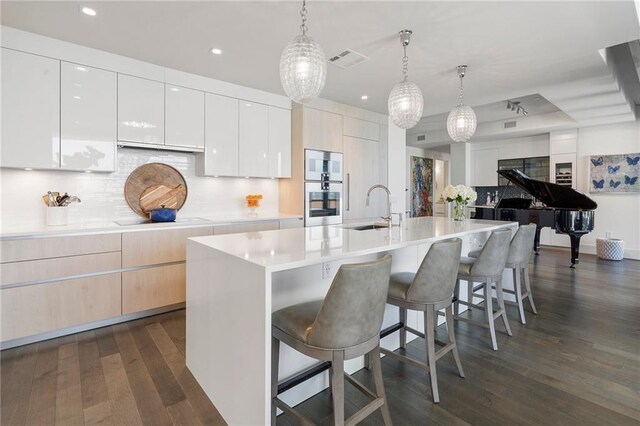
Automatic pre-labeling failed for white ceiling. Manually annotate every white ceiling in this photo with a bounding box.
[408,94,560,135]
[2,1,639,118]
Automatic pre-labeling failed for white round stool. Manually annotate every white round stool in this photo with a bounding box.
[596,238,624,261]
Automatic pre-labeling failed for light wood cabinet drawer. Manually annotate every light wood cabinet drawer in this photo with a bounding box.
[279,218,304,229]
[0,252,121,287]
[122,263,185,314]
[214,220,279,235]
[0,233,121,263]
[122,226,213,267]
[1,272,121,341]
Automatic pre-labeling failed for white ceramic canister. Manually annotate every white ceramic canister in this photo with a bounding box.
[46,206,68,226]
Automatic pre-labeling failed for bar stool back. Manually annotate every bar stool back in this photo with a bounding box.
[468,224,538,324]
[455,228,512,350]
[382,238,463,403]
[271,255,393,426]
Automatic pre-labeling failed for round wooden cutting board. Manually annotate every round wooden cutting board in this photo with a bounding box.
[139,184,184,213]
[124,163,188,218]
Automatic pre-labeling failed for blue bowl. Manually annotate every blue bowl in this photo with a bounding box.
[149,207,176,222]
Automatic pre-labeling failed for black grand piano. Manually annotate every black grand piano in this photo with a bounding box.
[475,169,597,267]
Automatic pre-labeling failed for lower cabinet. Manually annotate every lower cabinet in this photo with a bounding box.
[214,220,279,235]
[122,263,185,314]
[1,273,121,341]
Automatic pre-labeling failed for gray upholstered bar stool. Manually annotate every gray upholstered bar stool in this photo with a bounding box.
[454,228,512,351]
[382,238,464,404]
[468,224,538,324]
[271,256,393,426]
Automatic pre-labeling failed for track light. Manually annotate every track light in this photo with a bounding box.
[506,100,528,116]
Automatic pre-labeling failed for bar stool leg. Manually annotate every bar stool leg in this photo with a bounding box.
[524,266,538,314]
[271,337,280,425]
[425,308,439,403]
[445,306,465,378]
[467,280,474,309]
[328,367,333,395]
[332,351,345,426]
[484,281,498,350]
[454,279,462,315]
[371,344,393,426]
[399,307,407,349]
[513,267,526,324]
[495,279,512,336]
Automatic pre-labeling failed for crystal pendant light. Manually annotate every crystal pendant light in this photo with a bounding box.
[447,65,477,142]
[388,30,424,130]
[279,0,326,103]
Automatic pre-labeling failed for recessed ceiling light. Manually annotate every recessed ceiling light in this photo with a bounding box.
[75,66,87,72]
[85,170,92,173]
[73,95,82,100]
[361,95,368,100]
[24,168,32,171]
[169,87,180,92]
[81,7,96,16]
[210,48,222,55]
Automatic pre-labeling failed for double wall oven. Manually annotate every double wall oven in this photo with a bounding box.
[304,149,343,227]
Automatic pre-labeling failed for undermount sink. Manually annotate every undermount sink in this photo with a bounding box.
[344,224,389,231]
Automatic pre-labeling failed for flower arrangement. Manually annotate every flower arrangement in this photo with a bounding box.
[442,185,477,221]
[245,194,263,209]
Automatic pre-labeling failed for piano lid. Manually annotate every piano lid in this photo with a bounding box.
[497,169,597,210]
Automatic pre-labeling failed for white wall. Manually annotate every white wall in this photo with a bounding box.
[576,120,640,259]
[0,148,279,228]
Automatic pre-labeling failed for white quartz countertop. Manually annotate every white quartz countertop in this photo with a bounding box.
[188,217,517,272]
[0,213,303,240]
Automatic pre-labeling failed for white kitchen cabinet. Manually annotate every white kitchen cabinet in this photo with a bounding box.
[60,62,116,172]
[343,116,380,141]
[239,101,269,178]
[472,148,499,186]
[197,93,239,177]
[117,74,164,144]
[268,106,292,178]
[165,84,205,149]
[303,107,343,152]
[1,48,60,169]
[344,136,381,220]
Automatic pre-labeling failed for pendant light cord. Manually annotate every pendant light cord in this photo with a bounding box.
[402,45,409,81]
[300,0,308,35]
[459,74,464,106]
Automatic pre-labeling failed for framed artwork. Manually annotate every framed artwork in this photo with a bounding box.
[411,156,433,216]
[589,153,639,193]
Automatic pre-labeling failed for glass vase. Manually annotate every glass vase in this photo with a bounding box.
[452,201,466,221]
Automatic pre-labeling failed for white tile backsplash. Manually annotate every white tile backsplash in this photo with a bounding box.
[1,148,279,228]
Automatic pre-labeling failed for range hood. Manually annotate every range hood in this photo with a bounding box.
[117,141,204,154]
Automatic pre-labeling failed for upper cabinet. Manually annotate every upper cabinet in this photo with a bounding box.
[60,62,117,172]
[165,85,205,149]
[269,107,292,178]
[303,107,343,153]
[198,93,239,177]
[239,101,269,178]
[117,74,164,145]
[343,116,380,142]
[1,48,60,169]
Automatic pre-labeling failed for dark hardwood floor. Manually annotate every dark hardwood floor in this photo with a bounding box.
[2,247,639,425]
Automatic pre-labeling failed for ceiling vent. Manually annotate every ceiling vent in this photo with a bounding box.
[328,49,369,69]
[417,134,426,142]
[503,120,517,129]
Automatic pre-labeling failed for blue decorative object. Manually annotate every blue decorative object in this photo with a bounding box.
[149,205,177,222]
[590,153,639,193]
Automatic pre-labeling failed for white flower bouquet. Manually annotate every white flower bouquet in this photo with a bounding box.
[442,185,477,221]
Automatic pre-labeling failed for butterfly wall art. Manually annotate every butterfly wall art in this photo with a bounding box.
[589,153,640,193]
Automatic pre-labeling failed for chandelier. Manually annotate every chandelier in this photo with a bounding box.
[447,65,477,142]
[388,30,424,129]
[279,0,326,103]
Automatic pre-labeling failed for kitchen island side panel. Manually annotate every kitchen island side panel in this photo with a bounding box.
[186,240,271,425]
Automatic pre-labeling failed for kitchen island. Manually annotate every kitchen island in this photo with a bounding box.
[186,217,517,425]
